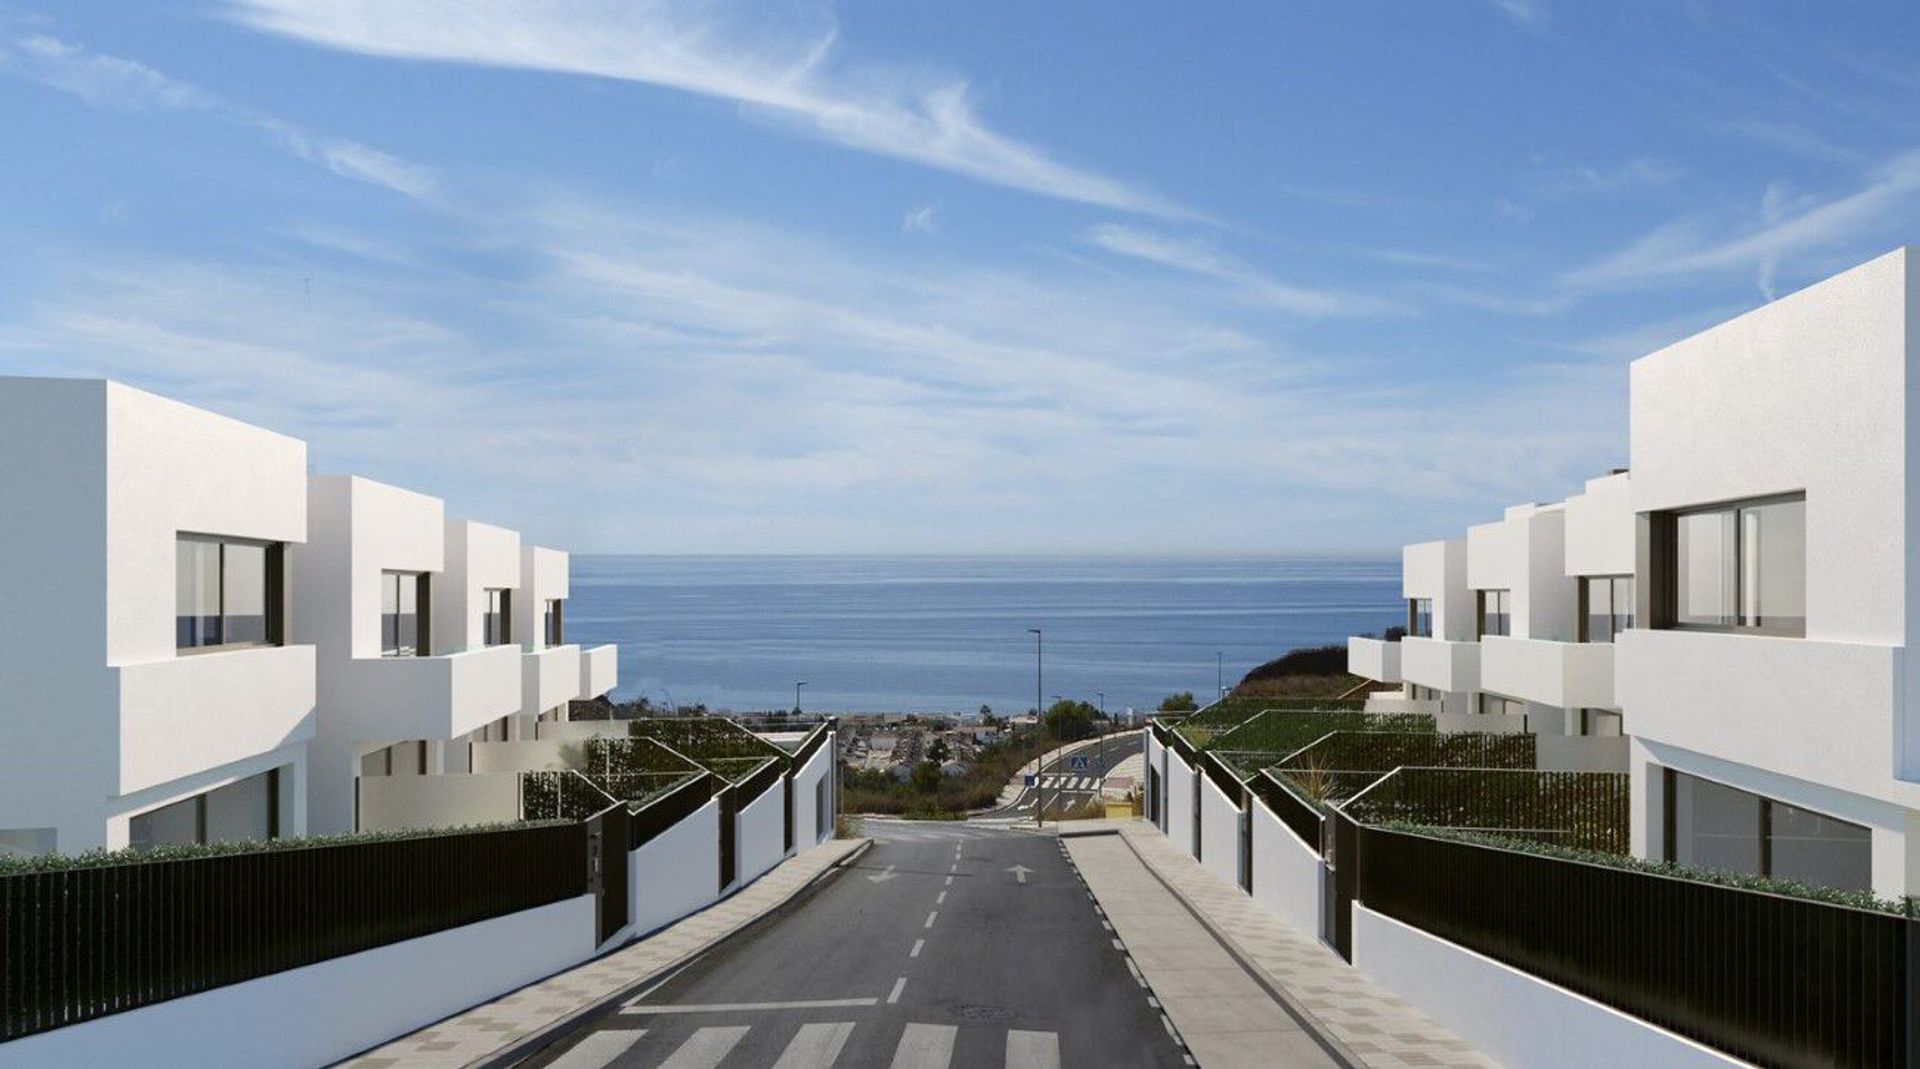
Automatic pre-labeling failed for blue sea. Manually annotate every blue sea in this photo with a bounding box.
[568,556,1401,717]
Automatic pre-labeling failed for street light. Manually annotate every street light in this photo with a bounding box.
[1217,651,1225,700]
[795,680,807,717]
[1097,691,1107,779]
[1027,628,1043,827]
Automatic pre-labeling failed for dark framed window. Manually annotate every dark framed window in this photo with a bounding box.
[1650,494,1805,636]
[1579,576,1635,643]
[176,535,284,651]
[1479,693,1523,717]
[381,571,431,656]
[1664,768,1868,891]
[129,768,281,850]
[1407,598,1433,638]
[543,598,565,646]
[1578,708,1623,737]
[483,588,512,647]
[1476,589,1511,638]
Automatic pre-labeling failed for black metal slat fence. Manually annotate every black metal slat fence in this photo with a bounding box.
[0,823,588,1043]
[1354,824,1910,1069]
[1249,770,1324,851]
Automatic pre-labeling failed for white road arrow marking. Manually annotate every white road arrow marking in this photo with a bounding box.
[1007,863,1033,885]
[867,865,898,883]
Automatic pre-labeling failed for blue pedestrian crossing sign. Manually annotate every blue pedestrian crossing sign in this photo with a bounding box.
[1024,774,1038,787]
[1068,754,1091,771]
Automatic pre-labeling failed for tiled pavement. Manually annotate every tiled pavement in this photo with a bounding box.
[341,837,869,1069]
[1063,821,1499,1069]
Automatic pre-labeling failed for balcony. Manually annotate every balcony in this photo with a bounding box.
[1400,636,1479,694]
[336,644,522,742]
[579,643,618,700]
[1618,629,1905,801]
[1348,637,1401,683]
[522,644,581,718]
[1479,636,1614,710]
[117,645,317,795]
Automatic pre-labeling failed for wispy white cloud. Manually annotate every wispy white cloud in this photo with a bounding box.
[1084,224,1392,317]
[900,204,938,235]
[219,0,1191,219]
[0,33,433,198]
[1563,146,1920,289]
[1551,158,1682,197]
[1486,0,1548,28]
[1723,118,1866,167]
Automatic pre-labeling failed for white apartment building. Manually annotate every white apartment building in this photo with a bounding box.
[0,379,313,853]
[1351,246,1920,898]
[0,378,621,851]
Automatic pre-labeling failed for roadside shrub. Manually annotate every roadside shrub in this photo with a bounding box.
[0,820,572,876]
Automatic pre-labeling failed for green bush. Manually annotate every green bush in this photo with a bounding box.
[0,820,571,877]
[1376,822,1904,914]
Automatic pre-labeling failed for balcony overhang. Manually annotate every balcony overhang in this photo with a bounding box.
[117,645,317,795]
[580,643,618,701]
[338,644,522,742]
[1479,635,1615,710]
[1400,636,1479,694]
[1347,637,1402,683]
[522,644,581,718]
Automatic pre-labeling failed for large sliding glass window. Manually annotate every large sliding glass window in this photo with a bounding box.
[1407,598,1433,638]
[129,768,281,850]
[1665,769,1869,891]
[483,588,512,646]
[1477,589,1511,638]
[1580,576,1634,643]
[543,598,564,646]
[176,536,282,651]
[381,571,429,656]
[1663,496,1805,634]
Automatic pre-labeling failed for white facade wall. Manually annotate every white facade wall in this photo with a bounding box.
[1619,247,1920,892]
[1564,472,1634,577]
[631,798,723,936]
[516,545,570,652]
[579,644,619,701]
[0,379,315,851]
[1250,801,1324,938]
[1144,729,1163,829]
[1401,539,1478,716]
[1467,504,1575,642]
[789,738,834,849]
[0,896,597,1069]
[294,477,523,834]
[356,771,521,831]
[1198,772,1242,888]
[1353,907,1745,1069]
[736,782,788,885]
[436,520,520,656]
[1165,750,1197,856]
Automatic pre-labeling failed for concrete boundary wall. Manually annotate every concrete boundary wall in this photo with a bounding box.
[789,740,833,849]
[1198,771,1242,888]
[1250,800,1323,939]
[631,798,722,937]
[1352,906,1747,1069]
[1165,750,1196,856]
[737,783,787,885]
[0,897,596,1069]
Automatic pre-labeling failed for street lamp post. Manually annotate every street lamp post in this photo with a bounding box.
[795,680,807,717]
[1097,691,1107,780]
[1027,628,1043,827]
[1217,651,1225,700]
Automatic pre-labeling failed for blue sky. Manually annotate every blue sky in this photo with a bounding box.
[2,2,1918,554]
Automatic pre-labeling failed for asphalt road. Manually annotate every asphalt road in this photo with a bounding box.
[523,820,1186,1069]
[980,732,1142,823]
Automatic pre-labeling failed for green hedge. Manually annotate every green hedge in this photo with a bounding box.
[1376,821,1904,915]
[0,819,572,877]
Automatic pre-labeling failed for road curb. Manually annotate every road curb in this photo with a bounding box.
[471,838,873,1069]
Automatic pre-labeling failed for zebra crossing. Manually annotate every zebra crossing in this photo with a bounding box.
[543,1021,1063,1069]
[1036,774,1100,791]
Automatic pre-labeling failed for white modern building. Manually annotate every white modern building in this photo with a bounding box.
[0,378,313,854]
[0,378,621,851]
[1350,245,1920,897]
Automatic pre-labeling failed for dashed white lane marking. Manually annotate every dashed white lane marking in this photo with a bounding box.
[935,890,947,905]
[943,875,953,886]
[888,1023,958,1069]
[622,998,878,1015]
[910,938,925,958]
[924,910,939,929]
[771,1021,855,1069]
[547,1029,647,1069]
[1005,1028,1062,1069]
[888,976,908,1004]
[658,1025,749,1069]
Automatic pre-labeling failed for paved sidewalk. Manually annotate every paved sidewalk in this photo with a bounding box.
[1063,821,1497,1069]
[1102,751,1144,799]
[342,838,869,1069]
